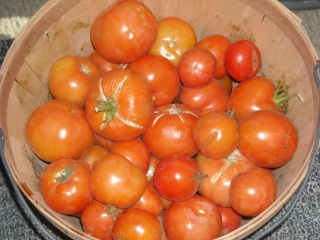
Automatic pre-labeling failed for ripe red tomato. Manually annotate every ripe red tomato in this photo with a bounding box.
[127,53,180,107]
[224,40,261,81]
[111,138,150,173]
[196,34,232,79]
[238,110,298,168]
[218,206,242,236]
[80,199,123,240]
[193,111,239,159]
[39,159,93,215]
[48,56,101,108]
[153,154,202,201]
[85,68,153,141]
[179,79,229,114]
[112,208,162,240]
[230,167,277,217]
[142,104,199,159]
[149,17,197,67]
[196,149,257,207]
[90,153,147,208]
[25,99,95,162]
[177,48,217,88]
[131,182,164,217]
[89,50,120,73]
[163,195,222,240]
[78,145,110,172]
[227,76,279,121]
[90,0,157,63]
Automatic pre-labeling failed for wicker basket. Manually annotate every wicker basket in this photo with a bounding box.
[0,0,319,239]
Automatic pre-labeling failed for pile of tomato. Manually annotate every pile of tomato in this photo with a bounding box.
[24,1,301,239]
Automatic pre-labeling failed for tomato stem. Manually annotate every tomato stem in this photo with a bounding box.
[273,81,304,114]
[104,205,119,221]
[94,95,118,123]
[56,164,77,183]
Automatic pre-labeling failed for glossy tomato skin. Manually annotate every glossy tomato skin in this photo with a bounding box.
[227,76,278,121]
[196,150,257,207]
[153,154,201,201]
[127,54,180,107]
[163,195,222,240]
[85,68,153,141]
[179,79,229,114]
[131,182,164,217]
[178,48,216,88]
[193,111,239,159]
[149,17,197,67]
[81,199,123,240]
[48,56,101,108]
[197,34,232,79]
[142,104,199,159]
[218,206,242,236]
[112,208,162,240]
[90,0,157,63]
[224,40,261,81]
[238,110,298,168]
[25,99,95,162]
[39,159,93,215]
[230,167,277,217]
[90,153,147,208]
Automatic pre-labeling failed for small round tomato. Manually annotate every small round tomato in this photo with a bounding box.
[227,76,278,121]
[90,153,147,208]
[111,138,150,173]
[153,154,202,201]
[78,145,110,172]
[127,53,180,107]
[81,199,123,240]
[25,99,95,162]
[218,206,242,236]
[89,50,121,73]
[112,208,162,240]
[48,56,101,107]
[193,111,239,159]
[230,167,277,217]
[178,48,216,88]
[196,149,257,207]
[163,195,222,240]
[90,0,157,63]
[39,159,93,215]
[142,104,199,159]
[196,34,231,79]
[224,40,261,81]
[85,68,153,141]
[179,79,229,114]
[238,110,298,168]
[131,182,164,217]
[149,17,197,67]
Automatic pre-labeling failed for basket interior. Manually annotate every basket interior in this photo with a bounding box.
[0,0,319,239]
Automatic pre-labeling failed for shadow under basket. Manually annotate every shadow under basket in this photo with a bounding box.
[0,0,319,239]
